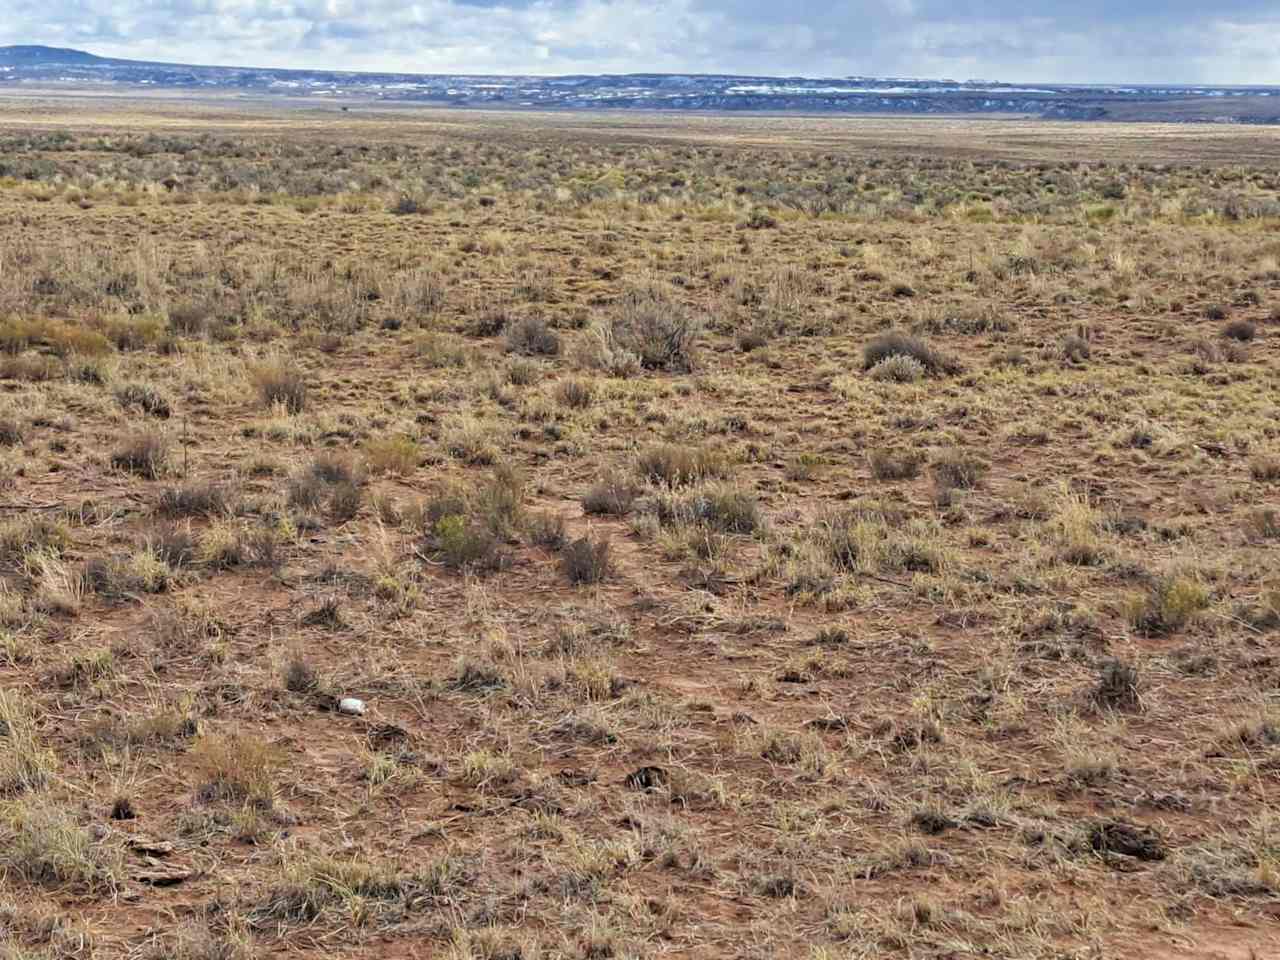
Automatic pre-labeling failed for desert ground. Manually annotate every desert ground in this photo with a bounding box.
[0,96,1278,959]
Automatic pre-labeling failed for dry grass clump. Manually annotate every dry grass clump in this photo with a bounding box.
[157,482,237,518]
[251,851,457,926]
[1124,575,1210,636]
[141,920,255,960]
[287,453,367,522]
[0,353,62,381]
[249,359,308,413]
[868,448,924,481]
[282,651,322,693]
[413,331,470,368]
[0,689,56,795]
[1092,658,1141,710]
[1061,333,1092,363]
[554,377,596,409]
[648,483,764,534]
[364,434,420,477]
[1250,455,1280,483]
[472,465,526,538]
[111,430,169,479]
[83,544,180,596]
[382,265,445,322]
[1171,823,1280,899]
[636,444,731,487]
[0,515,71,564]
[1244,507,1279,541]
[526,511,568,550]
[197,520,284,570]
[505,357,542,386]
[190,733,282,808]
[167,299,215,336]
[929,450,987,492]
[413,472,524,570]
[139,521,198,568]
[22,550,85,616]
[0,414,23,446]
[34,319,114,358]
[442,413,500,465]
[1050,488,1107,565]
[0,801,123,892]
[425,516,508,572]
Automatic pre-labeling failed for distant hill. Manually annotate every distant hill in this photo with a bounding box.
[0,45,112,66]
[2,44,1279,124]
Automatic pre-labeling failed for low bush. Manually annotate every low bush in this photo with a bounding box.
[505,316,561,357]
[590,286,702,373]
[1222,319,1256,342]
[562,536,612,585]
[429,516,509,572]
[583,473,642,516]
[862,330,959,376]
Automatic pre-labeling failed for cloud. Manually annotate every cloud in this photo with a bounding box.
[2,0,1278,82]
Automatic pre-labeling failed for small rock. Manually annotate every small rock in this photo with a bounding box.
[338,697,366,716]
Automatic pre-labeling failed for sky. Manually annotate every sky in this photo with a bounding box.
[4,1,1280,84]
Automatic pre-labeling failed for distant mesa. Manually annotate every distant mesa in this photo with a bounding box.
[0,45,110,66]
[1,44,1278,125]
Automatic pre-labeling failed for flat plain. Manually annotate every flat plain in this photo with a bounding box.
[0,95,1278,959]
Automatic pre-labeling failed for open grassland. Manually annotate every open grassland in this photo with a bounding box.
[0,101,1278,959]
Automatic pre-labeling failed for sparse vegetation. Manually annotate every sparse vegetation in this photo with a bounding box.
[0,103,1275,960]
